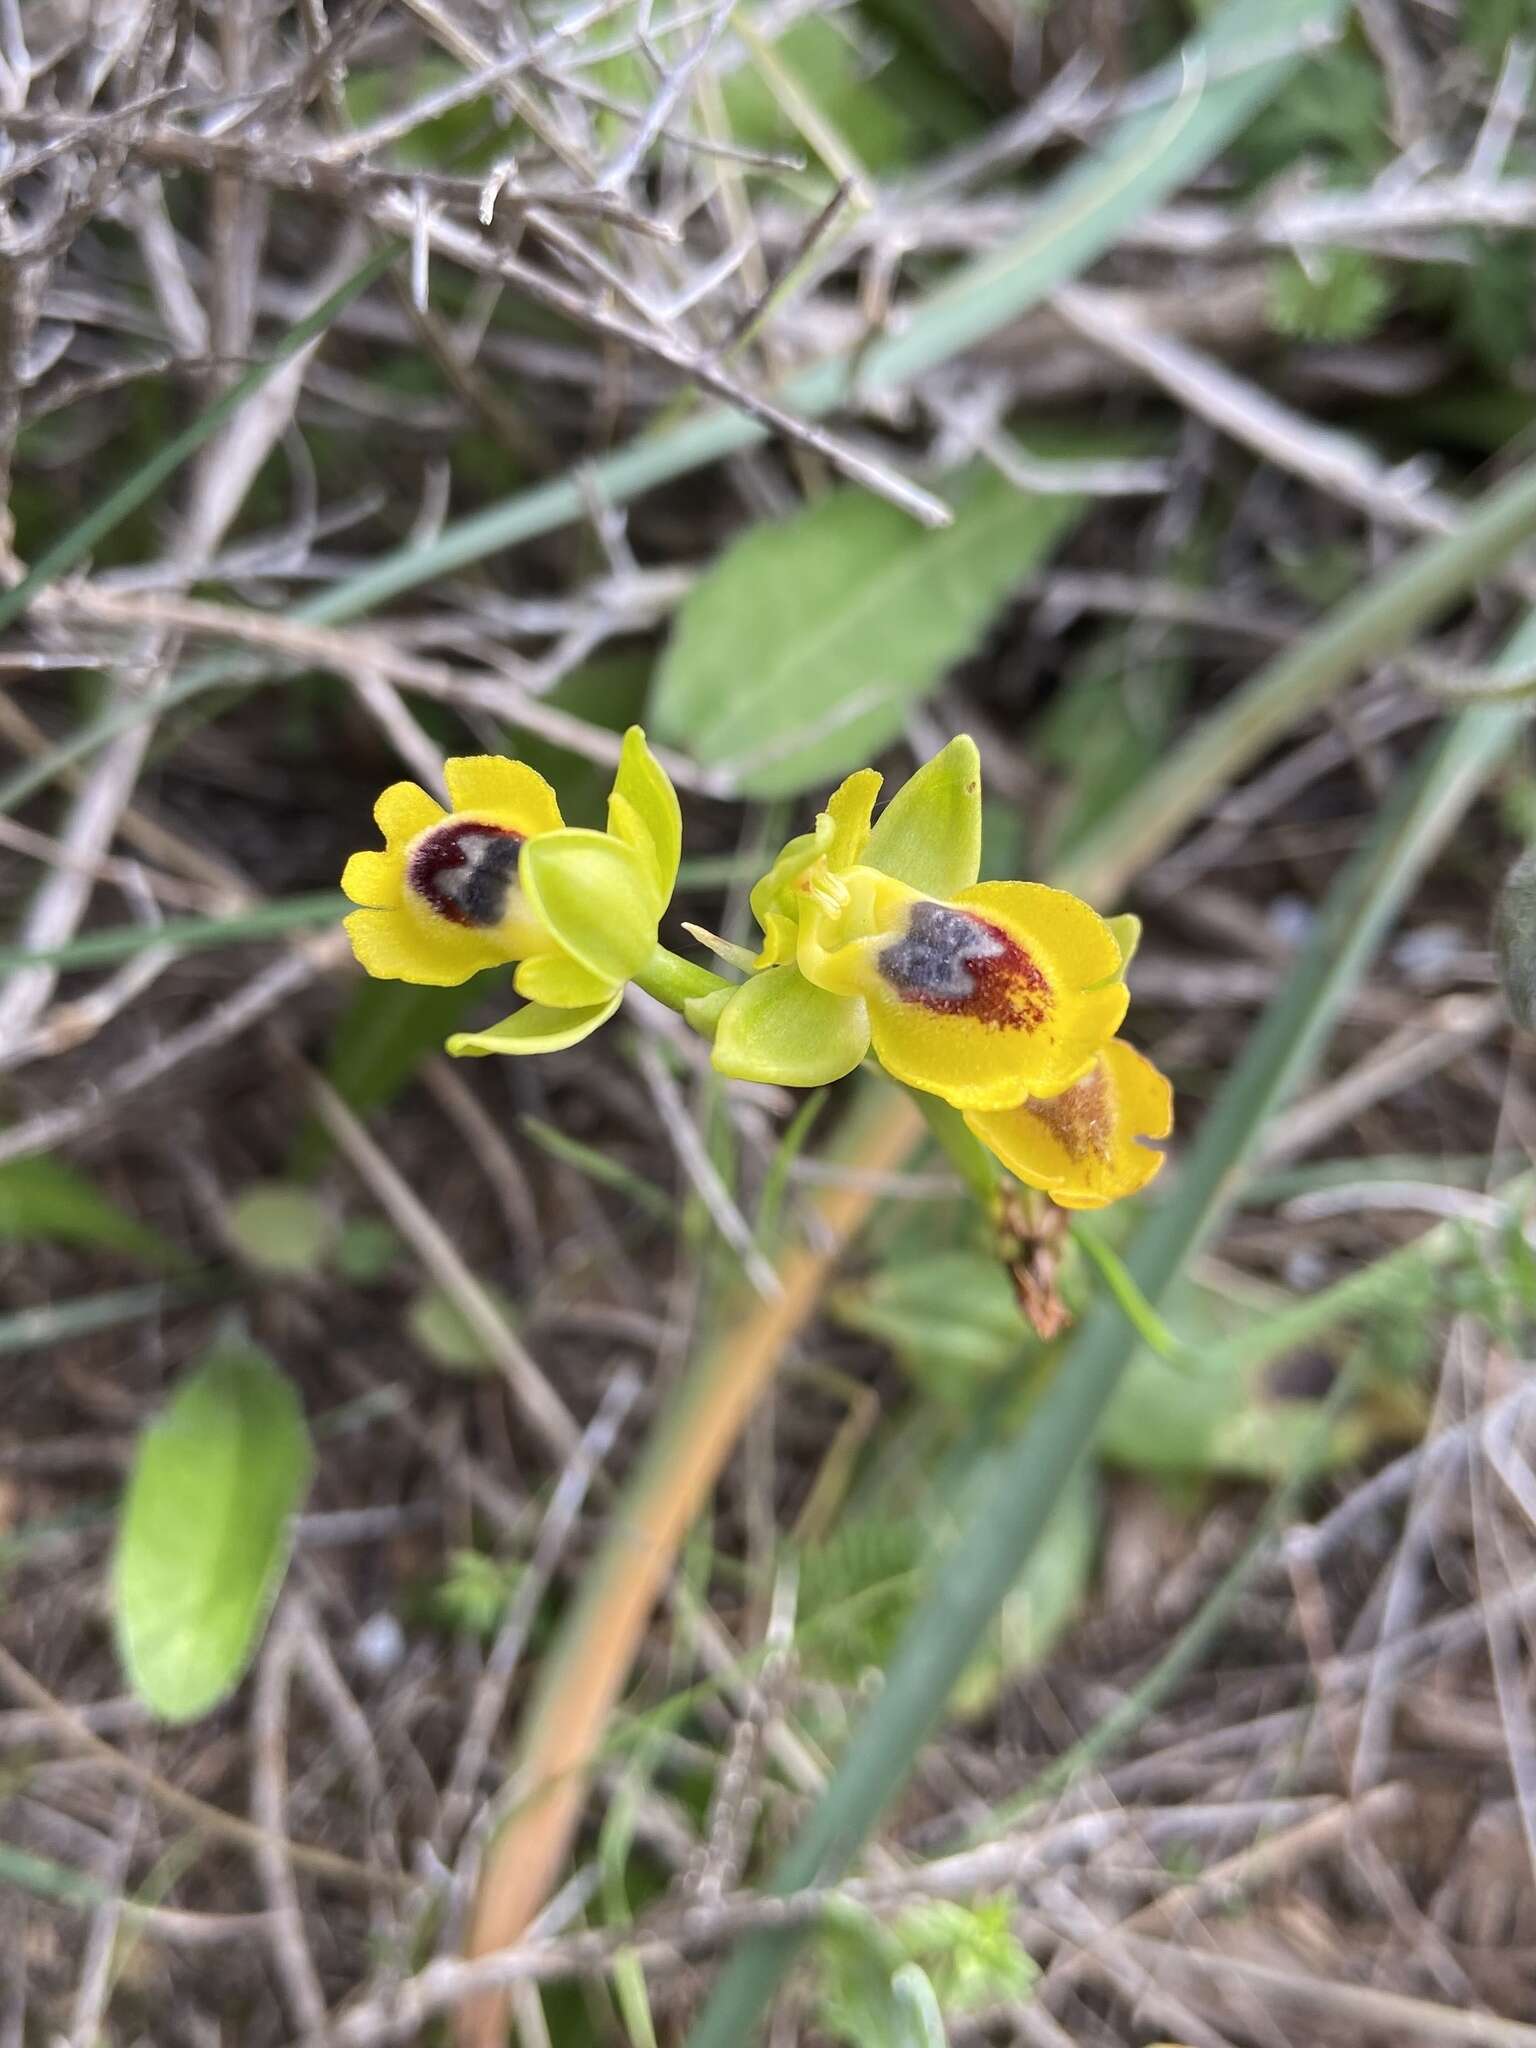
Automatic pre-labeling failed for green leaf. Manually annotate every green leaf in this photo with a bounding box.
[423,1547,524,1639]
[794,1464,1093,1718]
[113,1344,312,1722]
[652,467,1086,796]
[1463,0,1530,66]
[1098,1276,1340,1480]
[723,16,933,177]
[888,1965,946,2048]
[408,1283,519,1375]
[830,1251,1028,1401]
[226,1183,337,1278]
[711,967,870,1087]
[333,1219,400,1284]
[1238,44,1390,180]
[519,829,658,985]
[893,1897,1038,2014]
[1451,237,1536,378]
[812,1905,924,2048]
[1266,250,1391,343]
[0,1158,179,1267]
[864,735,982,897]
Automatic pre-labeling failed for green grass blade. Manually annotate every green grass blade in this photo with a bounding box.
[683,691,1525,2047]
[0,891,344,976]
[0,0,1344,818]
[0,1282,212,1356]
[0,1841,131,1911]
[0,249,395,638]
[519,1115,676,1223]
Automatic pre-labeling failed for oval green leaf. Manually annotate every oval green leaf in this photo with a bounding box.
[226,1182,337,1277]
[113,1344,313,1723]
[652,468,1088,796]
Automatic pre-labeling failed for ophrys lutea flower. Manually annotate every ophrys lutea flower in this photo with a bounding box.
[701,736,1132,1113]
[341,728,680,1055]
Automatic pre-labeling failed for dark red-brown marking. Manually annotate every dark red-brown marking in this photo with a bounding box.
[877,901,1049,1031]
[1028,1061,1111,1161]
[408,820,523,928]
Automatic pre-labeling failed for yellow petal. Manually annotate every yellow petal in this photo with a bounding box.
[960,882,1125,992]
[819,768,881,869]
[373,781,444,849]
[965,1040,1173,1211]
[514,951,616,1008]
[443,756,563,836]
[748,828,821,963]
[343,906,506,987]
[341,849,401,908]
[831,880,1128,1111]
[447,994,620,1057]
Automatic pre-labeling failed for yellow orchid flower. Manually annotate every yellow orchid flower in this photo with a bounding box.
[705,737,1130,1112]
[341,729,682,1056]
[965,1038,1173,1210]
[341,755,563,988]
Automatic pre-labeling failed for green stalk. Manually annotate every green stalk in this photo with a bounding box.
[633,944,731,1012]
[683,686,1528,2046]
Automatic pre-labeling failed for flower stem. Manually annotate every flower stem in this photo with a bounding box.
[633,944,730,1013]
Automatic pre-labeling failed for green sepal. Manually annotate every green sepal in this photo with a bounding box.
[446,994,620,1058]
[1094,912,1143,988]
[683,986,734,1040]
[606,791,664,907]
[514,951,616,1009]
[863,734,981,898]
[520,827,658,987]
[711,966,870,1087]
[607,726,681,906]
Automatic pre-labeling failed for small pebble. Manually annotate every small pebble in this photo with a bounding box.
[1267,894,1315,948]
[1284,1247,1329,1292]
[1392,922,1464,986]
[352,1610,406,1676]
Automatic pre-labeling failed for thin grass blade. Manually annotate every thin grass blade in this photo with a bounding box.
[0,892,345,977]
